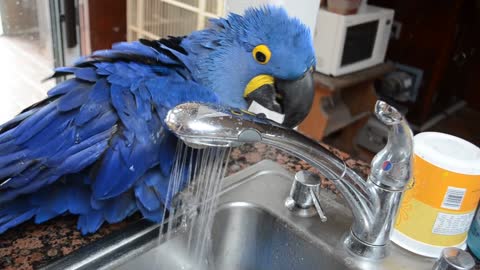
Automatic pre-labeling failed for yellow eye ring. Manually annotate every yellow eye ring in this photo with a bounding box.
[252,44,271,64]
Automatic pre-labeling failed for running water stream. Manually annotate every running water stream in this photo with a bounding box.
[158,141,231,269]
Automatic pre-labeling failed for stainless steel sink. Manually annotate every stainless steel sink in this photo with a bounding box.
[44,160,436,270]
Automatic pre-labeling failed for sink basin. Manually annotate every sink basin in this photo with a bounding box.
[111,203,346,270]
[211,204,343,270]
[43,160,436,270]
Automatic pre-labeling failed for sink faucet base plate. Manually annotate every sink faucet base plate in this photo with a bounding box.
[285,196,318,218]
[344,232,389,260]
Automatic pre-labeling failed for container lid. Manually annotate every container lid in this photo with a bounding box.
[414,132,480,175]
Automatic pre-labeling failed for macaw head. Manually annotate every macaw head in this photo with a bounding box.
[181,6,316,128]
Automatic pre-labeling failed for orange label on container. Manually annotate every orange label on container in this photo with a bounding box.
[413,156,480,211]
[395,154,480,247]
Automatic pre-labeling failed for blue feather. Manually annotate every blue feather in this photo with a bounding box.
[76,110,118,140]
[0,160,32,180]
[103,192,136,223]
[0,209,36,234]
[0,163,43,191]
[68,189,91,214]
[48,79,80,97]
[12,102,58,144]
[90,196,104,210]
[57,83,92,112]
[24,114,75,152]
[74,79,111,125]
[112,41,159,58]
[48,129,111,166]
[0,128,16,145]
[136,199,164,222]
[34,209,59,223]
[77,211,104,234]
[74,67,99,82]
[134,170,163,211]
[0,150,28,167]
[56,140,109,174]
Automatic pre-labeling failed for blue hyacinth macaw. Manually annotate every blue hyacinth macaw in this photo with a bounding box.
[0,6,315,234]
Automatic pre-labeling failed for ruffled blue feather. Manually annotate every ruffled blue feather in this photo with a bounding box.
[0,36,218,235]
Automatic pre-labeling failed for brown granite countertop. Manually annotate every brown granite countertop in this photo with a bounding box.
[0,143,477,269]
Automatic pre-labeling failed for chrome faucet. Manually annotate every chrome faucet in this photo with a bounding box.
[165,100,414,260]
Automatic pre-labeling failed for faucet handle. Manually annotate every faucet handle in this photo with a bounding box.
[309,188,328,222]
[285,171,327,222]
[370,100,414,191]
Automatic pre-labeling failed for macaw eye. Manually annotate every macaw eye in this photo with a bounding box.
[252,44,271,64]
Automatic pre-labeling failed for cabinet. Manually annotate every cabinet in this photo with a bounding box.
[298,63,393,141]
[369,0,479,125]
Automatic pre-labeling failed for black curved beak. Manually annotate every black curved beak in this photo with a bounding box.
[244,70,314,128]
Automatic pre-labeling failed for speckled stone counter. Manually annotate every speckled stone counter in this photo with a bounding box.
[0,143,476,269]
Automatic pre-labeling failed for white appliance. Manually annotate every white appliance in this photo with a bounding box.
[313,5,394,76]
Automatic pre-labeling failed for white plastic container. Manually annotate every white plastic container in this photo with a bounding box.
[392,132,480,258]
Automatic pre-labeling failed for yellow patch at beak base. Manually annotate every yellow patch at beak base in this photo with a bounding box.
[243,75,274,97]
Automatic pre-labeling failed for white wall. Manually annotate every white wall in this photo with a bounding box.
[224,0,320,38]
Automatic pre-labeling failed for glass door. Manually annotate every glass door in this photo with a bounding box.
[0,0,81,124]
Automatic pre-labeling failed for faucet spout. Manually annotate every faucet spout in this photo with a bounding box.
[165,101,413,259]
[165,103,374,225]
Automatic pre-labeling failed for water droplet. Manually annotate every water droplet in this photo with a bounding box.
[129,165,135,171]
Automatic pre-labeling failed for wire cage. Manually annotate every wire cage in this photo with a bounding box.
[127,0,225,41]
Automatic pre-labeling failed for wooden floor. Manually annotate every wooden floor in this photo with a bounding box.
[325,106,480,163]
[0,35,54,125]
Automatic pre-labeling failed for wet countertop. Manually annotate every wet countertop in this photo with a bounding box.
[0,143,476,269]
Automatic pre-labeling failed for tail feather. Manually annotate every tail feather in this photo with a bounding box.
[34,209,59,224]
[0,199,36,234]
[77,211,104,235]
[0,175,97,234]
[0,172,168,235]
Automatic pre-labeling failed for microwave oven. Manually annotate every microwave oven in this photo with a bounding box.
[313,5,394,76]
